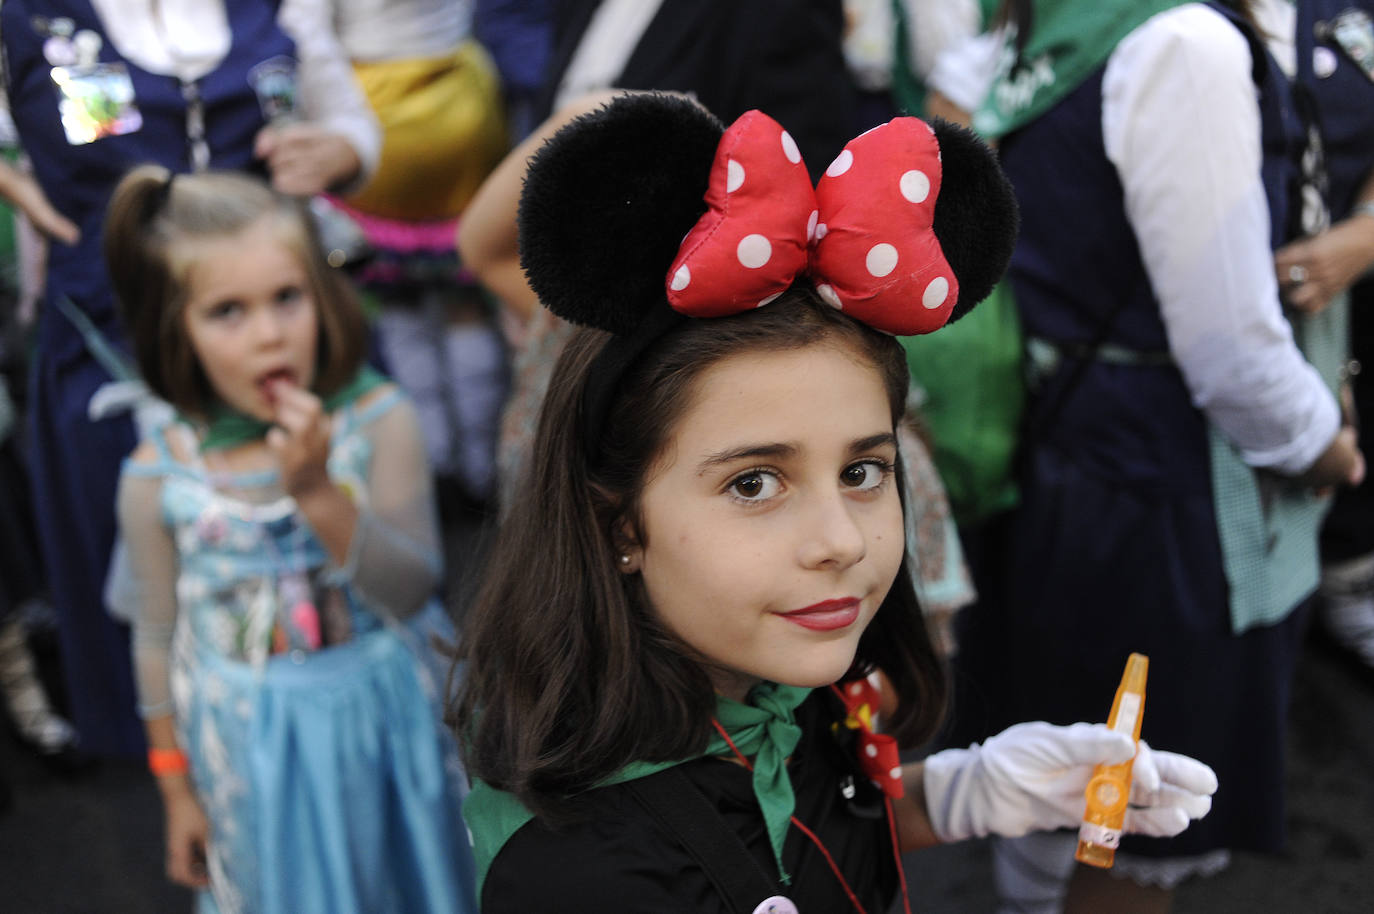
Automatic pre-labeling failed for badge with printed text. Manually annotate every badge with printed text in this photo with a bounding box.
[50,62,142,145]
[248,56,299,125]
[1321,8,1374,81]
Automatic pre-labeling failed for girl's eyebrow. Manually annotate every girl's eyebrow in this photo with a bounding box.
[696,432,897,475]
[697,442,798,475]
[850,432,898,455]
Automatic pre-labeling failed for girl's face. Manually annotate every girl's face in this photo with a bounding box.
[180,216,318,422]
[625,340,905,702]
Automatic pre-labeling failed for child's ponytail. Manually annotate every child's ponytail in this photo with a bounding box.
[104,164,187,404]
[103,164,208,412]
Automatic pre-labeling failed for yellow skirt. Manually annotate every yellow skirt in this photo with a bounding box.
[344,40,509,222]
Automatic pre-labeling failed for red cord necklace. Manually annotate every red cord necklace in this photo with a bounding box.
[710,717,913,914]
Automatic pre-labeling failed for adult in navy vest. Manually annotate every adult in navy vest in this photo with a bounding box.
[1276,2,1374,671]
[0,0,379,757]
[951,1,1364,911]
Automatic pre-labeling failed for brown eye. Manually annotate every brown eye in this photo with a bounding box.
[841,461,889,491]
[728,470,780,501]
[735,474,763,497]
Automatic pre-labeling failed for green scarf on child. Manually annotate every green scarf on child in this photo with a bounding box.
[462,682,812,897]
[972,0,1187,139]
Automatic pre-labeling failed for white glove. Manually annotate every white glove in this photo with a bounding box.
[922,721,1218,843]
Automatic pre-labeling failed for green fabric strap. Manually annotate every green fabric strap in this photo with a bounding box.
[889,0,1002,117]
[1209,296,1348,634]
[889,0,927,117]
[902,281,1023,524]
[972,0,1186,139]
[463,682,812,898]
[193,366,387,452]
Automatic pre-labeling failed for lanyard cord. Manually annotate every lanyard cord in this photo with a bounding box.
[710,717,912,914]
[885,794,913,914]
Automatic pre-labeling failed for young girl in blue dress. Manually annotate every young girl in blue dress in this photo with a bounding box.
[453,92,1220,913]
[106,165,476,914]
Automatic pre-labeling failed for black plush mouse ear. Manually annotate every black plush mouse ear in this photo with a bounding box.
[517,93,726,336]
[930,117,1019,323]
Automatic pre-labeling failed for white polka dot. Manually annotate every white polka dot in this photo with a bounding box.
[727,159,745,193]
[814,222,828,241]
[817,284,842,309]
[866,243,898,278]
[923,276,950,309]
[807,210,819,242]
[889,766,902,781]
[826,149,853,177]
[781,130,801,164]
[671,264,691,291]
[864,744,878,758]
[757,291,783,308]
[737,234,772,269]
[849,683,863,695]
[900,170,931,203]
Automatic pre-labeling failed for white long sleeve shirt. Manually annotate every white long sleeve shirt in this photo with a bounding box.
[930,2,1336,475]
[1103,3,1335,475]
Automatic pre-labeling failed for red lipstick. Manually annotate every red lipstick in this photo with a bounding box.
[778,598,861,632]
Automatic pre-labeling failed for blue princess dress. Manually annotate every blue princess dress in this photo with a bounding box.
[116,386,476,914]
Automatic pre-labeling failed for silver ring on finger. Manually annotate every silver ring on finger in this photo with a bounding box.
[1288,264,1309,284]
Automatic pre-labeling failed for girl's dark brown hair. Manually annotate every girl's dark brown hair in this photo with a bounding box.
[453,286,948,822]
[103,164,367,417]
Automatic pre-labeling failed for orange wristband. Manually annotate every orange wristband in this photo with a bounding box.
[148,747,190,776]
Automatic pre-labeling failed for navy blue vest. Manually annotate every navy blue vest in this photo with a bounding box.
[2,0,293,363]
[1298,0,1374,218]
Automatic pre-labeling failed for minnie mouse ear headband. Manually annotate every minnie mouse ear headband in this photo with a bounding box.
[518,92,1019,457]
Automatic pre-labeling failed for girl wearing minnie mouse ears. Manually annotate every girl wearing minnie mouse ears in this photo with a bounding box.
[451,93,1218,913]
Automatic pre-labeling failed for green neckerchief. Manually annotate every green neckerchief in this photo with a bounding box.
[972,0,1186,139]
[192,366,387,452]
[463,682,812,897]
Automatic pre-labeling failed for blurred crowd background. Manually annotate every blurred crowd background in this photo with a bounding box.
[0,0,1372,911]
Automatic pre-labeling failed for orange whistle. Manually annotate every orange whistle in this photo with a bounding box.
[1075,652,1148,868]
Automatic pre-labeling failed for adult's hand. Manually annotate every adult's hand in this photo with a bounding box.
[1299,424,1365,493]
[1276,210,1374,313]
[255,122,362,197]
[0,159,79,244]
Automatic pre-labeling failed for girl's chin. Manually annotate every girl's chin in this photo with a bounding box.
[712,656,860,700]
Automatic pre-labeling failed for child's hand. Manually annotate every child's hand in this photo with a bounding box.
[265,382,334,499]
[921,721,1217,842]
[163,789,210,889]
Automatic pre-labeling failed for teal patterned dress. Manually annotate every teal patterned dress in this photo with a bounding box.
[120,389,476,914]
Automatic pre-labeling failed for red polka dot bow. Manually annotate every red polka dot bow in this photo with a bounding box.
[665,111,957,336]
